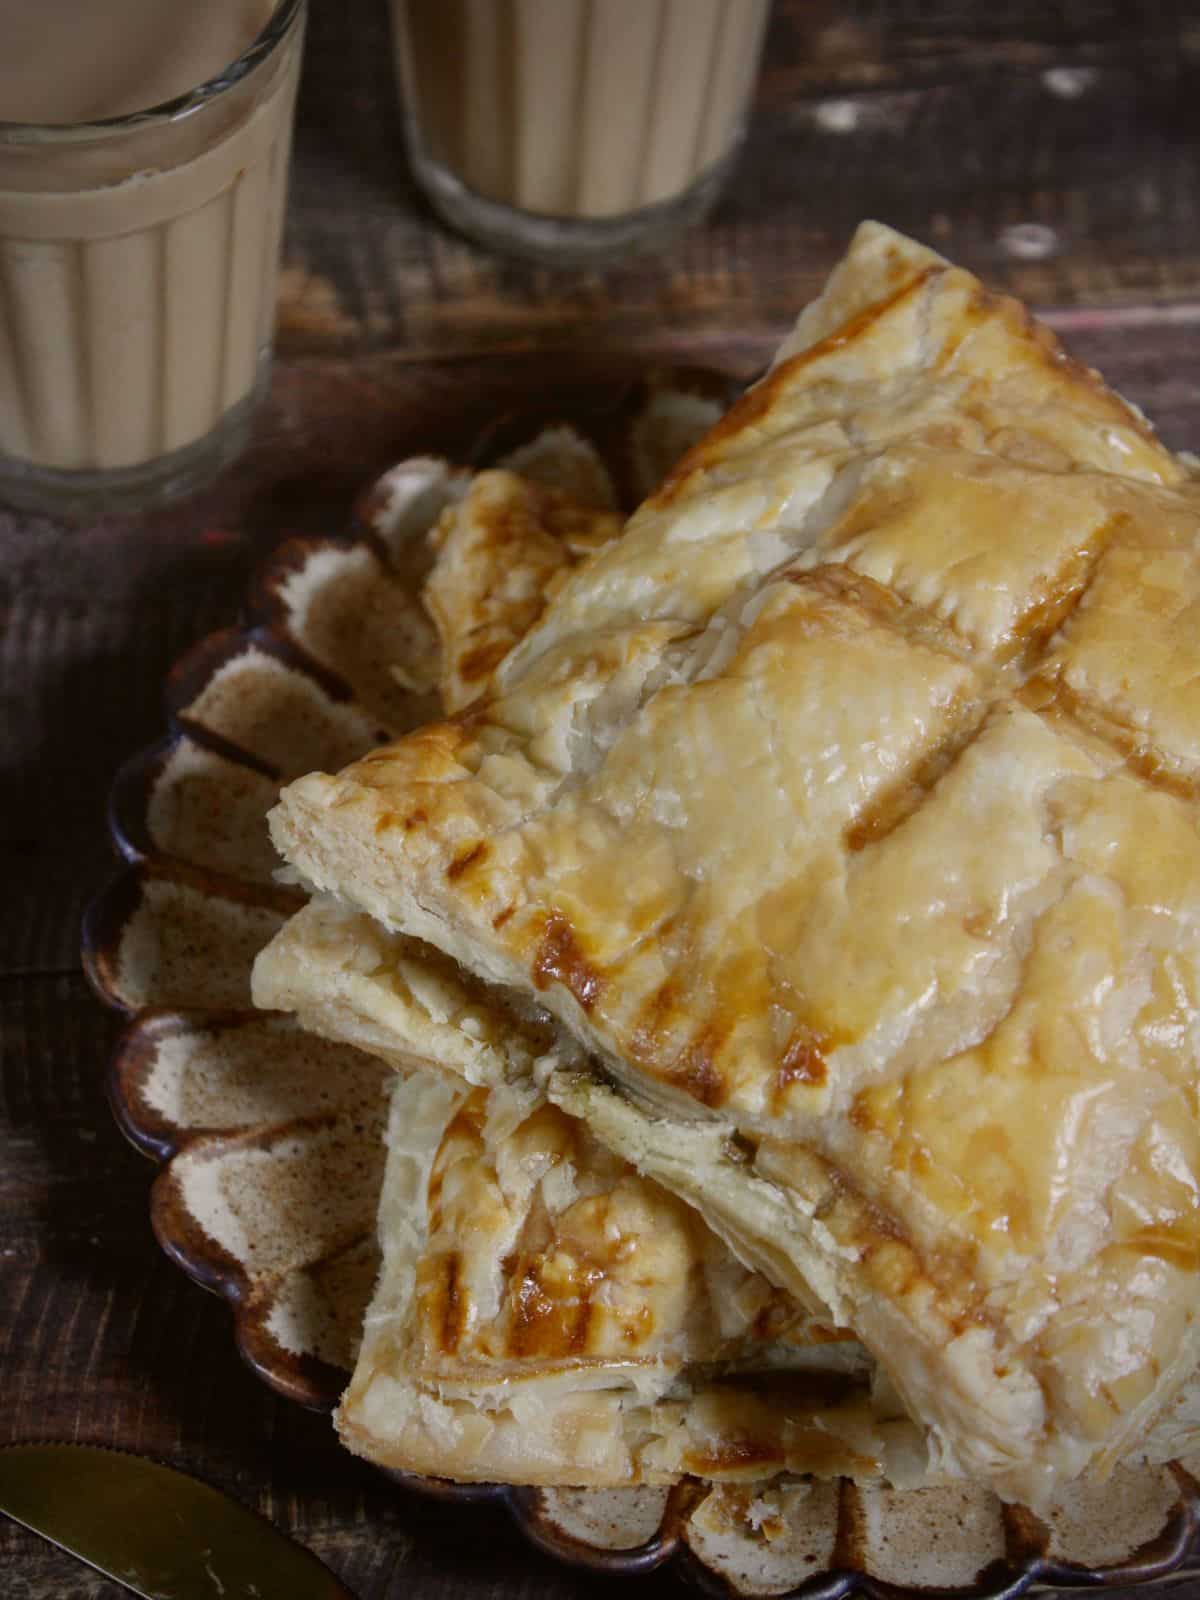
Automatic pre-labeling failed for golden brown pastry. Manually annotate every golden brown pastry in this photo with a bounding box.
[339,1071,926,1486]
[424,469,621,714]
[253,892,563,1086]
[262,900,942,1488]
[267,223,1200,1506]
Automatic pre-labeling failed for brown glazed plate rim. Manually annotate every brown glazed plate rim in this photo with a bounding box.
[82,367,1200,1596]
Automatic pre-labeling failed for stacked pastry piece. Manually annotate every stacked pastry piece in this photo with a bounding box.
[257,468,927,1490]
[254,223,1200,1512]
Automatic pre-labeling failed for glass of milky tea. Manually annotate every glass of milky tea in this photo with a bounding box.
[0,0,306,518]
[391,0,772,265]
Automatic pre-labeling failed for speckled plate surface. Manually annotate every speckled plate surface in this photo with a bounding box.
[84,370,1200,1597]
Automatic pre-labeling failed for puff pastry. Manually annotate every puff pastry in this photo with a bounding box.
[253,891,565,1087]
[268,224,1200,1505]
[263,900,942,1487]
[424,468,621,714]
[339,1070,932,1486]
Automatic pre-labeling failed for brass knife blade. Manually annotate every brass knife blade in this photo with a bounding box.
[0,1443,355,1599]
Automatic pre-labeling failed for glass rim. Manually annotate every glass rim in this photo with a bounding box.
[0,0,305,145]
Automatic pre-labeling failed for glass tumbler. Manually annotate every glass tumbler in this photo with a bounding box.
[390,0,772,266]
[0,0,306,519]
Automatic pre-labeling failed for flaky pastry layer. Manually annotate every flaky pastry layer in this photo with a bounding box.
[337,1072,930,1486]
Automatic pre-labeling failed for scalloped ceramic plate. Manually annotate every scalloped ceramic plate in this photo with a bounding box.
[84,369,1200,1597]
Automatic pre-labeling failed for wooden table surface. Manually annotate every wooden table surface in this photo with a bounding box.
[5,2,1200,1595]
